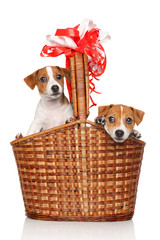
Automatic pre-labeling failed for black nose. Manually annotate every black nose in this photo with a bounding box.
[115,130,124,138]
[51,85,59,93]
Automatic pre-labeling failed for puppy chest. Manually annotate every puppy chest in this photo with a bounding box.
[43,108,66,126]
[40,104,72,128]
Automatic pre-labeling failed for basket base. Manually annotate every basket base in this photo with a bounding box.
[26,212,134,222]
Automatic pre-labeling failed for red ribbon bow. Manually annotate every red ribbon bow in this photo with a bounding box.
[40,21,109,107]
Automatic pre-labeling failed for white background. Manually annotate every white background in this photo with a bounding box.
[0,0,160,239]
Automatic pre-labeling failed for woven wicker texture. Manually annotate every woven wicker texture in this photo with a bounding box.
[11,52,145,221]
[11,120,145,221]
[70,52,89,119]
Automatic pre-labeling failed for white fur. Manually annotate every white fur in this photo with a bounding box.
[120,106,123,125]
[27,67,73,135]
[46,67,63,98]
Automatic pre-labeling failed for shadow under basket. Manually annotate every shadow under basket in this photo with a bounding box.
[11,53,145,221]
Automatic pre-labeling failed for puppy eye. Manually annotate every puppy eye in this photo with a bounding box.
[56,74,62,80]
[126,118,132,124]
[40,77,47,83]
[109,116,115,123]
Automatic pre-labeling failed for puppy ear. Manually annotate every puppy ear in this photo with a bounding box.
[130,107,145,126]
[61,68,71,83]
[24,71,37,90]
[98,104,113,117]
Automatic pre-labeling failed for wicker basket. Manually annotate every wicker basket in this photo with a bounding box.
[11,52,145,221]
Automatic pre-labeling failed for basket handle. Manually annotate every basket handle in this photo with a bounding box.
[70,52,89,119]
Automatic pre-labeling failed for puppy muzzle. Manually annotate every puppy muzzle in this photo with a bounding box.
[115,130,124,138]
[51,85,59,93]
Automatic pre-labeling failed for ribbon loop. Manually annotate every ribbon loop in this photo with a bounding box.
[41,19,110,107]
[56,28,80,42]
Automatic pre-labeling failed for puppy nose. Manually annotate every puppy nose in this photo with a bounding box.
[115,130,124,138]
[51,85,59,93]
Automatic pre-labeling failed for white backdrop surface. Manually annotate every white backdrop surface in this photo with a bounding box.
[0,1,160,239]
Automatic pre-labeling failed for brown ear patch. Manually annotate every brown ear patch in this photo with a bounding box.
[98,104,113,117]
[60,68,71,83]
[130,107,145,126]
[24,70,38,90]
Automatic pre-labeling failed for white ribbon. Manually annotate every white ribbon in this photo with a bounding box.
[45,19,110,50]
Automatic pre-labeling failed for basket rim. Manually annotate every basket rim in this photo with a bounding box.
[10,119,146,147]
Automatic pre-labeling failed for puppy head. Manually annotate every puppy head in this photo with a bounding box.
[98,104,144,142]
[24,66,70,99]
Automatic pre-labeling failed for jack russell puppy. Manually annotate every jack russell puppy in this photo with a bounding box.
[21,66,74,136]
[95,104,144,142]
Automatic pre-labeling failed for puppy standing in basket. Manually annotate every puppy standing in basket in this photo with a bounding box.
[17,66,74,137]
[95,104,144,142]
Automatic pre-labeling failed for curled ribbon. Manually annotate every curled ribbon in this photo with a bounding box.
[40,19,110,107]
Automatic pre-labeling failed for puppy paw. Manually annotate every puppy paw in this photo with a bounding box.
[130,130,141,139]
[15,133,23,139]
[65,116,76,124]
[95,116,106,126]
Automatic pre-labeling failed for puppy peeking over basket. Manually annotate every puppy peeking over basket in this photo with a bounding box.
[95,104,145,142]
[16,66,75,138]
